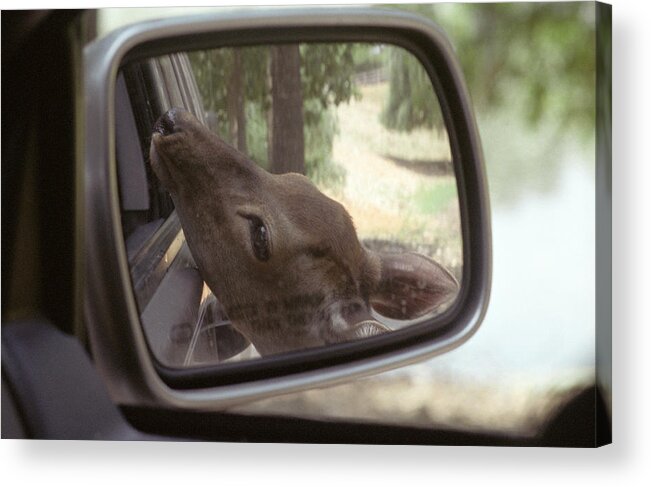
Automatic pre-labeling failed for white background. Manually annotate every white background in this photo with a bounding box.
[2,0,650,485]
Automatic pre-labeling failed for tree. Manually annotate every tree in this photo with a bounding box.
[189,47,267,154]
[269,44,305,174]
[381,47,444,133]
[387,3,596,134]
[189,43,360,181]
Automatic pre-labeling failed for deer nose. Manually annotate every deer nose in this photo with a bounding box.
[153,108,184,136]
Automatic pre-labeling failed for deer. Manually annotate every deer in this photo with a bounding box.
[149,108,459,356]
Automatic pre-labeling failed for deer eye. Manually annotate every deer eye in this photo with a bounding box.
[248,216,270,261]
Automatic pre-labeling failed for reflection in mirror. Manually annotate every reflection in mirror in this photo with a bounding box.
[116,43,462,367]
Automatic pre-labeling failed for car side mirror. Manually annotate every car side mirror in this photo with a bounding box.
[84,8,491,409]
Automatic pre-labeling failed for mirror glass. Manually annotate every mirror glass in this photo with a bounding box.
[116,43,462,367]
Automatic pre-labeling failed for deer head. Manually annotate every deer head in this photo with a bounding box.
[149,108,458,356]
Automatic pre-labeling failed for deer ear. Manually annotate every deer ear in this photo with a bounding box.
[368,252,459,320]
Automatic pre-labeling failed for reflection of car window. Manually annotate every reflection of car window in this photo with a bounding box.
[118,52,260,368]
[117,53,205,249]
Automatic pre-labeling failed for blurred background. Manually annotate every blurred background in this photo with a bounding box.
[99,1,602,437]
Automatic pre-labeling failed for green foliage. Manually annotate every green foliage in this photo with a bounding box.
[188,49,230,139]
[244,101,269,170]
[189,47,269,111]
[413,180,458,215]
[303,100,345,189]
[300,44,358,188]
[387,3,596,136]
[189,43,362,189]
[381,47,444,132]
[350,43,387,73]
[300,43,359,110]
[189,46,269,145]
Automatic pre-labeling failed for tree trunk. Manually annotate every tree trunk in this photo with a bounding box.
[269,44,305,174]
